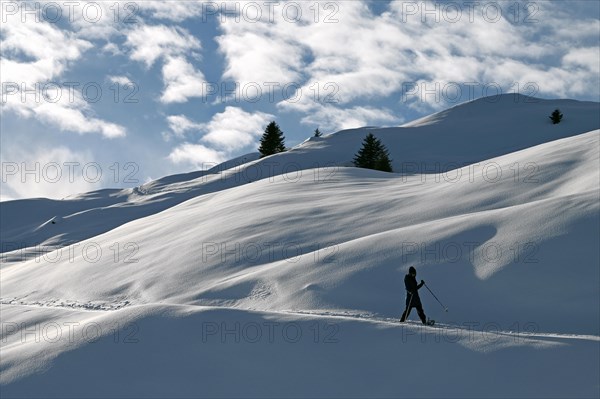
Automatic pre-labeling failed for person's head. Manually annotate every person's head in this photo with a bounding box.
[409,266,416,276]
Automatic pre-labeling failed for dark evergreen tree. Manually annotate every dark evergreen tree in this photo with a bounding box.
[374,152,393,172]
[353,133,393,172]
[258,121,286,157]
[314,128,323,137]
[549,109,563,124]
[353,133,379,169]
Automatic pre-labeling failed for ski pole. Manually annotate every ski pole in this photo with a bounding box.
[402,292,414,322]
[424,283,448,312]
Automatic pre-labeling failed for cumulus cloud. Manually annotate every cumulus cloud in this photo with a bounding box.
[166,114,203,137]
[101,42,122,55]
[35,8,209,105]
[167,143,227,169]
[215,1,600,115]
[0,146,101,200]
[0,12,126,138]
[160,56,207,103]
[216,30,306,87]
[300,105,401,132]
[0,11,92,90]
[65,1,127,40]
[125,24,201,67]
[124,24,206,103]
[562,47,600,71]
[200,106,274,151]
[167,107,273,168]
[35,100,126,138]
[67,1,207,40]
[137,1,205,22]
[108,75,135,86]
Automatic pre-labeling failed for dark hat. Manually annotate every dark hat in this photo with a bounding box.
[409,266,416,275]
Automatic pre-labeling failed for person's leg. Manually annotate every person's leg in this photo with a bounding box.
[400,306,412,322]
[416,304,427,324]
[400,294,414,322]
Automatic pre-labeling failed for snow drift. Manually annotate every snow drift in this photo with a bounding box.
[1,94,599,398]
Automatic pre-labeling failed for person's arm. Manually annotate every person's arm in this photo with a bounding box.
[417,279,424,290]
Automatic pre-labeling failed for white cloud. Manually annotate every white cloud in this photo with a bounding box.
[138,1,205,22]
[125,24,201,67]
[34,101,126,138]
[1,11,92,62]
[108,76,135,86]
[0,146,101,200]
[160,56,207,103]
[2,83,126,138]
[102,42,123,56]
[216,29,306,87]
[67,1,125,40]
[300,105,401,132]
[0,13,126,138]
[0,15,91,88]
[200,106,274,151]
[542,4,600,43]
[166,114,203,137]
[216,1,412,108]
[124,24,206,104]
[67,1,206,41]
[214,1,600,116]
[0,191,16,202]
[167,143,227,169]
[166,107,273,168]
[562,47,600,71]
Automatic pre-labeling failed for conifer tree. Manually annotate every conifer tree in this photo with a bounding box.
[549,109,563,124]
[374,152,393,172]
[314,128,322,137]
[353,133,393,172]
[258,121,286,157]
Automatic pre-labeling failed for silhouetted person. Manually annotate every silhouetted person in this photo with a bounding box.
[400,266,427,324]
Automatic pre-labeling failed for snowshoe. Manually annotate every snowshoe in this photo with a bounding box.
[426,319,435,326]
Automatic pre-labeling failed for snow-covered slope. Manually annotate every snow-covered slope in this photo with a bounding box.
[3,305,599,398]
[1,95,599,397]
[3,130,598,330]
[2,94,598,255]
[297,94,600,171]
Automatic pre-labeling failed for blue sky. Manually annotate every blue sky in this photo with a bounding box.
[1,0,599,200]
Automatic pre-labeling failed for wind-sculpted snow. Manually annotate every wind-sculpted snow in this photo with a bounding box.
[1,305,598,398]
[1,96,599,397]
[1,95,598,257]
[2,129,598,332]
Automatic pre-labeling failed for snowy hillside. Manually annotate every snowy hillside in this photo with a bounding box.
[2,94,598,254]
[1,95,599,398]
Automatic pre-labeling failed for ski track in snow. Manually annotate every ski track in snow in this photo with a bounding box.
[2,299,598,342]
[0,298,131,311]
[280,309,600,342]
